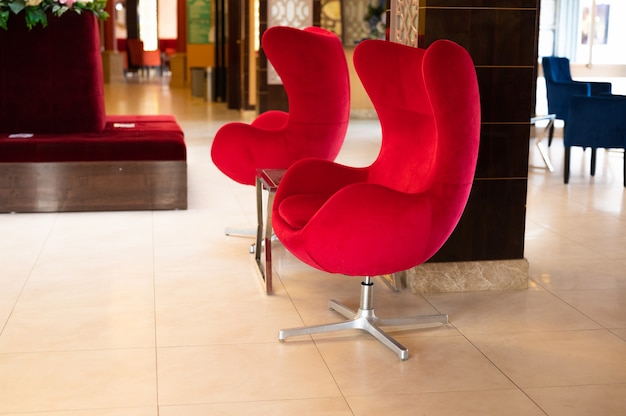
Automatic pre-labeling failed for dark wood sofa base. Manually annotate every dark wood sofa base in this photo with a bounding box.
[0,161,187,213]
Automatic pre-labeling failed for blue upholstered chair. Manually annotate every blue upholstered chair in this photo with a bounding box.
[542,56,612,145]
[564,94,626,187]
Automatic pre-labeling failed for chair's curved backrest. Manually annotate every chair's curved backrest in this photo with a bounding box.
[356,40,481,254]
[541,56,612,122]
[542,56,574,84]
[262,25,351,158]
[210,26,350,186]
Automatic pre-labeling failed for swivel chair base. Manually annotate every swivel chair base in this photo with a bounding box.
[278,276,448,360]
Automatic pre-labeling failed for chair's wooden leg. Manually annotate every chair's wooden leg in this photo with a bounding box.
[590,148,597,176]
[564,146,571,184]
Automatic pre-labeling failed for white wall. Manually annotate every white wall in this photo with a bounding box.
[158,0,178,38]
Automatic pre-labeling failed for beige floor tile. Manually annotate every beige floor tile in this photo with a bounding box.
[153,239,252,275]
[552,289,626,329]
[525,384,626,416]
[0,349,157,413]
[314,335,514,396]
[470,329,626,388]
[538,212,625,238]
[523,234,606,262]
[154,266,278,305]
[0,213,57,257]
[529,258,626,290]
[346,389,546,416]
[155,295,303,346]
[0,408,158,416]
[16,271,155,310]
[0,297,15,329]
[157,343,340,405]
[611,328,626,341]
[572,234,626,261]
[0,302,156,352]
[0,274,26,305]
[424,289,601,334]
[159,398,352,416]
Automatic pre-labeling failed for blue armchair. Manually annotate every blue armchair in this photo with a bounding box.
[542,56,612,145]
[564,94,626,187]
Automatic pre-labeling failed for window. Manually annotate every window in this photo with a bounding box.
[541,0,626,65]
[575,0,626,64]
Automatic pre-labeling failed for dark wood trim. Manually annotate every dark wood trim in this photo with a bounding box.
[0,161,187,212]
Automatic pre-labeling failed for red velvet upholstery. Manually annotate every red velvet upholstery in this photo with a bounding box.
[0,115,185,163]
[0,13,106,134]
[210,26,350,186]
[272,39,481,277]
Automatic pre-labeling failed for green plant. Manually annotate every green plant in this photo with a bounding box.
[0,0,108,30]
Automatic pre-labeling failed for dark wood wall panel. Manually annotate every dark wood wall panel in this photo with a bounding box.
[430,179,528,262]
[476,124,531,178]
[476,68,535,122]
[420,9,537,67]
[419,0,539,263]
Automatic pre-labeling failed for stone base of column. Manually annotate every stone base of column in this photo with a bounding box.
[401,259,529,294]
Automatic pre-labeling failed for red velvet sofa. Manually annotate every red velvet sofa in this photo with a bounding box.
[0,13,187,212]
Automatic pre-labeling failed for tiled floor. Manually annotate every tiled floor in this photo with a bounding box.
[0,78,625,415]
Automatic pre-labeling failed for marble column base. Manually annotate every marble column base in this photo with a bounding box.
[401,259,529,294]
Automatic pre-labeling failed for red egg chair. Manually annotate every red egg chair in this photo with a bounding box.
[273,39,481,360]
[210,26,350,186]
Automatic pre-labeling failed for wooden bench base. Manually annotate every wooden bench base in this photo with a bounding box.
[0,161,187,212]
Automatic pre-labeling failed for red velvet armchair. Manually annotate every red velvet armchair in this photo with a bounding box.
[274,39,481,360]
[210,26,350,186]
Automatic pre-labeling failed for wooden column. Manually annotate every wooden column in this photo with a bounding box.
[417,0,539,263]
[102,0,116,51]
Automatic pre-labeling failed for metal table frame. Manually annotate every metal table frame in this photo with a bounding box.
[530,114,556,172]
[254,168,285,294]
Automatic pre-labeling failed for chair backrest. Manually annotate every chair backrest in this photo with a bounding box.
[261,26,350,160]
[354,39,481,256]
[542,56,574,83]
[126,39,145,67]
[0,12,106,134]
[356,40,480,193]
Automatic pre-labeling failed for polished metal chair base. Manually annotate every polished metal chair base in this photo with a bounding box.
[223,228,257,253]
[278,276,448,360]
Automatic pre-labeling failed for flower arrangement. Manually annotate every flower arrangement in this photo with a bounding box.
[363,0,387,40]
[0,0,108,30]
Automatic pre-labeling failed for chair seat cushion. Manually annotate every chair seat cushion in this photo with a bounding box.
[0,115,185,163]
[278,193,331,229]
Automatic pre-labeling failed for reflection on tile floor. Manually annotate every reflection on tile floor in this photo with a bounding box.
[0,79,625,415]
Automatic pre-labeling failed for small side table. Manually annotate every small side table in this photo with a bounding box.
[530,114,556,172]
[255,168,285,294]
